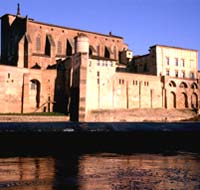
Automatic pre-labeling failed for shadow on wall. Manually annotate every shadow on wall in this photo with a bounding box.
[1,16,26,66]
[53,62,69,115]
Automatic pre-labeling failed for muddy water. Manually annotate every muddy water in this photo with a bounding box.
[0,152,200,190]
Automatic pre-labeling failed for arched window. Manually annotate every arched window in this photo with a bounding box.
[30,79,41,108]
[66,39,72,56]
[57,40,62,54]
[170,91,176,108]
[191,82,198,89]
[36,35,41,51]
[179,82,188,88]
[181,92,188,108]
[104,47,110,58]
[169,81,176,87]
[191,93,198,109]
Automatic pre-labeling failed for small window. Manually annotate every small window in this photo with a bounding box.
[190,72,194,79]
[181,59,185,67]
[175,58,178,66]
[97,71,100,77]
[166,57,170,65]
[175,71,178,78]
[182,71,185,78]
[8,73,11,79]
[166,70,170,76]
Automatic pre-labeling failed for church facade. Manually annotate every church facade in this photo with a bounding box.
[0,10,200,121]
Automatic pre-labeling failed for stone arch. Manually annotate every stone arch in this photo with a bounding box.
[191,93,198,109]
[169,80,176,87]
[169,91,176,108]
[179,81,188,88]
[30,79,41,109]
[191,82,198,89]
[180,92,188,108]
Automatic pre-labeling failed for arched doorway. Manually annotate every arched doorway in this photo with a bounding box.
[191,93,198,109]
[169,91,176,108]
[30,80,41,109]
[180,92,188,108]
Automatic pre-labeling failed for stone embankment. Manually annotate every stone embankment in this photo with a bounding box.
[0,109,198,122]
[88,108,197,122]
[0,115,69,122]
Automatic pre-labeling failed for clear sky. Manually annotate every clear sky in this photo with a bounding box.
[0,0,200,69]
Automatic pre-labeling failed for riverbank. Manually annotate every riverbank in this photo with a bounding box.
[0,115,69,122]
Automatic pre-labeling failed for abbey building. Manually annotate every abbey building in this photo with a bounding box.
[0,10,200,121]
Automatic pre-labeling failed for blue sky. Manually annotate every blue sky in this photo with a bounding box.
[1,0,200,68]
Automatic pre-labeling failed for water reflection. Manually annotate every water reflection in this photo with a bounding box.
[0,153,200,190]
[0,157,54,190]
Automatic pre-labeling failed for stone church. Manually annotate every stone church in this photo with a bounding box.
[0,7,200,121]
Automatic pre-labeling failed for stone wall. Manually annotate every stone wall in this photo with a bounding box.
[0,65,57,113]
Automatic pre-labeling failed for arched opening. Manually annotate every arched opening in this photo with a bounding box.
[104,47,110,58]
[66,40,72,56]
[169,81,176,87]
[191,82,198,89]
[179,82,188,88]
[45,36,51,56]
[89,45,96,56]
[30,80,41,109]
[191,93,198,109]
[180,92,188,108]
[169,91,176,109]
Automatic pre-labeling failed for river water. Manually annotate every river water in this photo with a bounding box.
[0,152,200,190]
